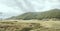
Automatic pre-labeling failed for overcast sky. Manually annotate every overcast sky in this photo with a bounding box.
[0,0,60,18]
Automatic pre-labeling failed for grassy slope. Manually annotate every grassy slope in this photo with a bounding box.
[0,20,60,31]
[7,9,60,20]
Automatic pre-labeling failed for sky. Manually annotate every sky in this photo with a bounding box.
[0,0,60,19]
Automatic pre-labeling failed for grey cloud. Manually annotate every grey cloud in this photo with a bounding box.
[0,0,60,18]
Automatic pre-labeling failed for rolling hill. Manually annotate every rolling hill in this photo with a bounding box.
[6,9,60,20]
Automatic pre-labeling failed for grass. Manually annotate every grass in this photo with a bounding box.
[0,20,60,31]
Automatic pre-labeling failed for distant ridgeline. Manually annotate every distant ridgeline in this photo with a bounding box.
[6,9,60,20]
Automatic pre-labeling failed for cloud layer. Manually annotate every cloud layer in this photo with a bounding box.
[0,0,60,18]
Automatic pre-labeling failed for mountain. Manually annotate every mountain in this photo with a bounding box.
[36,9,60,20]
[6,9,60,20]
[0,0,60,18]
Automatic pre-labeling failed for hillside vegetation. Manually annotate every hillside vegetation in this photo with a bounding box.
[7,9,60,20]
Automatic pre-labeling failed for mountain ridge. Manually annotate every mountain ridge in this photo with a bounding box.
[6,9,60,20]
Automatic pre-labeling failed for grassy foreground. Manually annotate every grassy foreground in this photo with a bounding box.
[0,20,60,31]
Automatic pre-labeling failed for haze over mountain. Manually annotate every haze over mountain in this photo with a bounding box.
[0,0,60,19]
